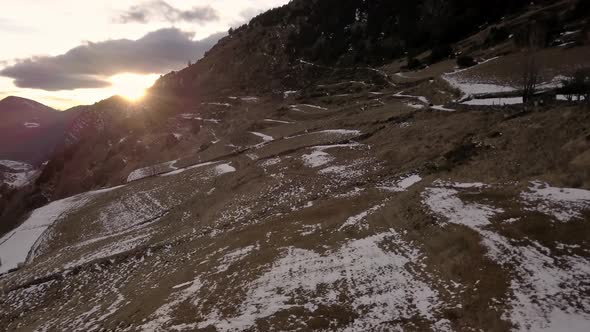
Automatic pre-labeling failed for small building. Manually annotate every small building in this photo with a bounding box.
[528,90,556,106]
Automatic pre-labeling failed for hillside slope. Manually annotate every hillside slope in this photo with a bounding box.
[2,85,590,331]
[1,0,590,331]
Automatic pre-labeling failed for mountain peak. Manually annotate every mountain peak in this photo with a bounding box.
[0,96,57,113]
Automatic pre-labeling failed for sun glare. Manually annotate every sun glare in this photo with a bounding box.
[109,73,159,101]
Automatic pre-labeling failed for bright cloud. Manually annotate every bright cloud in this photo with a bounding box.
[0,0,289,109]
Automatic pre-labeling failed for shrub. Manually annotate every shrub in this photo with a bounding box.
[559,68,590,102]
[165,134,180,147]
[428,44,453,64]
[406,57,423,70]
[457,55,478,68]
[486,27,510,44]
[191,120,202,135]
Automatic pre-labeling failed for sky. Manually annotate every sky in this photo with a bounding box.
[0,0,289,110]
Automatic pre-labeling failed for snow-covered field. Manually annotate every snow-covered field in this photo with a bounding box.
[214,233,448,331]
[0,186,124,274]
[0,160,38,188]
[0,160,32,171]
[463,97,524,106]
[423,181,590,331]
[521,181,590,222]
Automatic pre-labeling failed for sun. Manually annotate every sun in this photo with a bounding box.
[109,73,160,101]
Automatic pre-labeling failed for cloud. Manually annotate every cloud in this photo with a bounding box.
[0,17,35,33]
[0,28,225,91]
[117,1,219,24]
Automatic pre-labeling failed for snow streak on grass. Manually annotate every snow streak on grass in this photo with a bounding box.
[213,163,236,176]
[378,174,423,192]
[422,181,590,331]
[463,97,523,106]
[264,118,292,124]
[520,181,590,223]
[160,161,220,177]
[0,186,125,274]
[301,143,363,169]
[127,160,179,182]
[0,160,32,171]
[216,244,259,273]
[199,231,452,331]
[250,131,274,143]
[141,278,203,331]
[63,233,151,269]
[302,150,334,168]
[338,204,386,231]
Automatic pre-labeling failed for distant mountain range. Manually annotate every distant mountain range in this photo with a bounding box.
[0,96,78,165]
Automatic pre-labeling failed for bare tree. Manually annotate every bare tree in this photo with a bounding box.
[561,76,575,101]
[521,22,545,104]
[522,52,539,104]
[575,68,590,103]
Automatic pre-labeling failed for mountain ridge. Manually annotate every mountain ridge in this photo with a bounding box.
[0,96,65,165]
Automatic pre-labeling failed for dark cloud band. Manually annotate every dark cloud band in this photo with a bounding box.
[0,28,224,91]
[117,1,219,24]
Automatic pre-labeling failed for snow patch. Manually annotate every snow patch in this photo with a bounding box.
[264,119,292,124]
[557,95,586,101]
[422,181,590,331]
[240,97,259,102]
[127,160,179,182]
[203,102,231,107]
[442,57,516,100]
[520,181,590,222]
[200,231,451,331]
[300,224,321,236]
[289,104,328,112]
[63,233,151,269]
[0,160,32,171]
[394,92,429,104]
[160,161,220,177]
[378,174,423,192]
[0,185,125,274]
[24,122,40,128]
[0,161,38,188]
[301,150,334,168]
[213,163,236,176]
[216,244,258,273]
[431,105,456,112]
[338,204,385,231]
[286,129,362,140]
[283,90,299,98]
[250,132,274,143]
[406,102,425,109]
[259,157,281,168]
[141,278,203,331]
[463,97,523,106]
